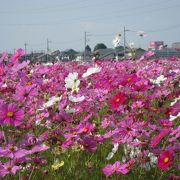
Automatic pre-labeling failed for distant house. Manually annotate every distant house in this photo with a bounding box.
[60,49,78,61]
[75,51,93,61]
[93,46,126,60]
[135,48,146,59]
[37,54,55,63]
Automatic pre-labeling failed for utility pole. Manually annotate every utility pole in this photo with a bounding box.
[84,32,91,61]
[24,42,28,60]
[84,32,87,61]
[123,26,126,59]
[47,39,51,62]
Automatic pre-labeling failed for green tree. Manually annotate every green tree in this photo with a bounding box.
[85,45,91,52]
[93,43,107,51]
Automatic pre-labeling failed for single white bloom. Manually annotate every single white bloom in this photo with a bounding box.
[68,95,85,103]
[82,66,101,78]
[2,83,7,88]
[113,33,121,47]
[65,105,77,113]
[43,96,62,109]
[169,112,180,121]
[35,119,42,126]
[65,72,80,93]
[148,153,157,166]
[112,143,119,153]
[170,96,180,106]
[150,75,167,85]
[106,152,114,160]
[127,52,132,57]
[106,143,119,160]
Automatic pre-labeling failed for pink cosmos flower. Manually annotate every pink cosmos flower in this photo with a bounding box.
[29,144,49,154]
[0,162,20,177]
[11,48,25,63]
[0,52,8,63]
[0,103,24,126]
[109,92,127,109]
[80,136,97,152]
[77,123,95,135]
[14,85,38,102]
[121,73,140,86]
[158,150,174,170]
[0,144,29,159]
[103,161,121,177]
[150,128,171,148]
[158,119,173,127]
[103,160,133,177]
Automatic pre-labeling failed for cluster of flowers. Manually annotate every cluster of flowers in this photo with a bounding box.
[0,49,179,178]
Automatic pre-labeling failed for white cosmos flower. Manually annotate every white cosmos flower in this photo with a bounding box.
[68,95,85,103]
[65,72,80,93]
[170,96,180,106]
[150,75,167,85]
[106,152,114,160]
[112,143,119,153]
[65,105,77,113]
[106,143,119,160]
[38,96,62,110]
[169,112,180,121]
[113,33,121,47]
[82,66,101,78]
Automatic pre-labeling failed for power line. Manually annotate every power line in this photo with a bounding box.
[1,0,178,26]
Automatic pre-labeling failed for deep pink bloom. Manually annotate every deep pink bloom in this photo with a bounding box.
[121,73,140,86]
[0,103,24,126]
[77,123,95,134]
[109,92,127,109]
[11,48,25,63]
[150,128,171,148]
[158,119,173,127]
[158,150,174,170]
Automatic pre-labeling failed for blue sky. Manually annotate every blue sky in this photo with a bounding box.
[0,0,180,53]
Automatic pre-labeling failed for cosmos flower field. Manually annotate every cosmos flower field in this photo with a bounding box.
[0,49,179,179]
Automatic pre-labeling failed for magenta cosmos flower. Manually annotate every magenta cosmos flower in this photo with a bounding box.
[158,150,174,170]
[109,92,127,110]
[0,103,24,126]
[11,48,25,63]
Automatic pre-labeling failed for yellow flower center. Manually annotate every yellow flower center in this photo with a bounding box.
[9,145,15,152]
[115,98,120,103]
[164,157,169,163]
[127,77,132,82]
[6,166,12,171]
[7,112,14,117]
[27,81,32,86]
[83,127,89,133]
